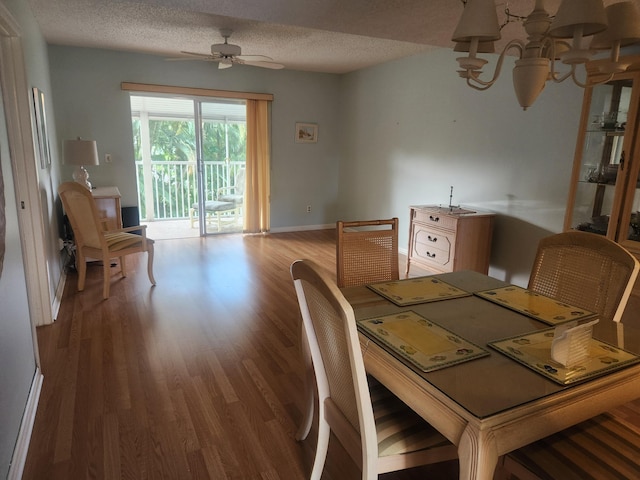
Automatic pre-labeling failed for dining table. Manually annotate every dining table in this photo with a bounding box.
[342,270,640,480]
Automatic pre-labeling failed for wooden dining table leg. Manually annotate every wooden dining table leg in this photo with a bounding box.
[457,422,499,480]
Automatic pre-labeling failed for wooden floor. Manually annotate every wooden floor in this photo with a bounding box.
[22,230,457,480]
[22,229,639,479]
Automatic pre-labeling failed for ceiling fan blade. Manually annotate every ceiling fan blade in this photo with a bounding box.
[237,54,275,62]
[240,60,285,70]
[166,51,223,61]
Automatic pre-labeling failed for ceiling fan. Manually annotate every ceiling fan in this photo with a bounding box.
[170,29,284,70]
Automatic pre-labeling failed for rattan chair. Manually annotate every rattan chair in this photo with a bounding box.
[336,218,399,288]
[59,182,156,299]
[527,231,639,323]
[291,259,457,479]
[498,399,640,480]
[297,218,400,439]
[496,231,640,480]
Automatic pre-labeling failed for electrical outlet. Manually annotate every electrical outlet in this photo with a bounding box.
[105,153,112,163]
[306,205,311,213]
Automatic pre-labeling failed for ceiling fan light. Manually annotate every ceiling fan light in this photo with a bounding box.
[212,43,241,57]
[218,59,233,69]
[549,0,607,38]
[451,0,501,43]
[590,2,640,49]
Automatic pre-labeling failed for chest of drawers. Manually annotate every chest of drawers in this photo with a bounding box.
[406,205,495,275]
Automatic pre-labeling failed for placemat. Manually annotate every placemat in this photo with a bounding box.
[358,311,489,372]
[475,285,596,325]
[367,276,471,306]
[489,329,640,385]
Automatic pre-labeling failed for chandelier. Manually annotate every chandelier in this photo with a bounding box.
[452,0,640,110]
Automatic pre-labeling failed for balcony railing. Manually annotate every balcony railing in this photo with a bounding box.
[135,160,244,221]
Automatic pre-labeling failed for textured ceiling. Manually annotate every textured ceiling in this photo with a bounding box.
[25,0,613,74]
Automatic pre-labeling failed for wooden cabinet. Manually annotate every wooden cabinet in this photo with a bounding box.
[406,205,494,276]
[564,56,640,308]
[92,186,122,230]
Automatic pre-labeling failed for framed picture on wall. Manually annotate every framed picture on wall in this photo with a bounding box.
[295,122,318,143]
[31,87,51,169]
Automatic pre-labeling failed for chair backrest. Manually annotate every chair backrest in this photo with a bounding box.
[58,182,106,251]
[336,218,399,288]
[528,231,640,323]
[291,259,378,474]
[235,168,245,196]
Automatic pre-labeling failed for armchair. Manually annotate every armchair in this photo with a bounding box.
[58,182,156,299]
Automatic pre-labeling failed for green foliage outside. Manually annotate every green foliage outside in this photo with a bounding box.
[133,118,246,219]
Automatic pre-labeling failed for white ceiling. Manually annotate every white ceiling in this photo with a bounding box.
[25,0,604,74]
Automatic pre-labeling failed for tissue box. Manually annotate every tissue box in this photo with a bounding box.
[551,319,599,367]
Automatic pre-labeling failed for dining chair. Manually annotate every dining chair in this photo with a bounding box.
[298,217,399,439]
[528,230,639,323]
[496,231,640,479]
[290,259,457,479]
[58,181,156,299]
[336,218,399,288]
[497,398,640,480]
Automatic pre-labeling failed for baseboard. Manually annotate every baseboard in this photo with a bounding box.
[7,368,43,480]
[51,270,67,321]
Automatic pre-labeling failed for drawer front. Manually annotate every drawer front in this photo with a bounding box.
[412,209,458,230]
[413,228,453,269]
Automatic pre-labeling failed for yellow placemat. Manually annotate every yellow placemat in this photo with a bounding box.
[358,311,489,372]
[367,277,471,306]
[475,286,596,325]
[489,329,640,385]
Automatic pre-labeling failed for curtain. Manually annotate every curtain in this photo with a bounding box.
[244,99,271,233]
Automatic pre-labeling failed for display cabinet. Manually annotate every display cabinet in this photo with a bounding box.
[564,56,640,311]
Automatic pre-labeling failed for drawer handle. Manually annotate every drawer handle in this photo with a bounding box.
[427,235,437,243]
[426,251,436,258]
[429,215,440,222]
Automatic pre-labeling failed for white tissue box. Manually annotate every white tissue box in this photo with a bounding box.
[551,319,599,367]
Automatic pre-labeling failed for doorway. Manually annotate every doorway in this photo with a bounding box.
[130,94,246,239]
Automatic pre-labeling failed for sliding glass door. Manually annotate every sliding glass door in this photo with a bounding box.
[130,95,246,237]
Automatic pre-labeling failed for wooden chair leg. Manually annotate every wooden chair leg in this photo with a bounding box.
[310,407,330,480]
[102,261,111,299]
[120,256,127,277]
[147,244,156,285]
[77,253,87,291]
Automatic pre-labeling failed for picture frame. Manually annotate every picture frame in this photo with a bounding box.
[295,122,318,143]
[32,87,51,169]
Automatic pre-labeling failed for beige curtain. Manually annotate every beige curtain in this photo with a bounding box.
[244,99,271,233]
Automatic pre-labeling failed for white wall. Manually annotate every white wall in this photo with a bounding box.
[0,2,41,475]
[339,48,584,286]
[6,0,63,313]
[48,35,585,289]
[48,46,343,229]
[0,93,36,479]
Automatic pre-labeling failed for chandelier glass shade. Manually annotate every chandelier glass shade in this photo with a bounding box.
[452,0,640,110]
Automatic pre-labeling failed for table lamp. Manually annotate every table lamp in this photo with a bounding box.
[64,137,99,190]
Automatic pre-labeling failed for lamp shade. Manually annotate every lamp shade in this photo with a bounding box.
[549,0,607,38]
[590,2,640,49]
[64,138,99,166]
[454,40,496,54]
[451,0,501,43]
[64,138,99,190]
